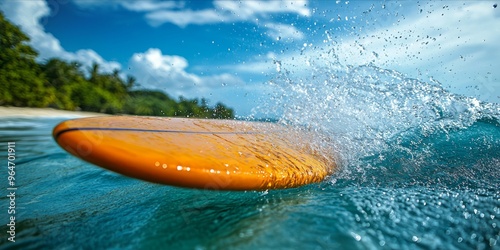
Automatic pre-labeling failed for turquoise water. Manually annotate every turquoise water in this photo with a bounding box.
[0,115,498,249]
[1,64,500,249]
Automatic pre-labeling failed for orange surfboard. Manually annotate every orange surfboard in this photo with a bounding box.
[53,116,335,190]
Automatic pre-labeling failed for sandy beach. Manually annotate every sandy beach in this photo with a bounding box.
[0,106,109,118]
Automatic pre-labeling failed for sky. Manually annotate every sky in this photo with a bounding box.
[1,0,499,117]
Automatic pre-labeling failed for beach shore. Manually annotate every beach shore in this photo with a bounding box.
[0,106,109,118]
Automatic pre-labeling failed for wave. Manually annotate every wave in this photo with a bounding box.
[256,56,500,189]
[343,119,500,190]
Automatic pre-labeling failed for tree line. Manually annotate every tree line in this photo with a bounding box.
[0,12,234,119]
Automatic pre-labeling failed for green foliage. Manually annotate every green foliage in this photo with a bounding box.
[123,91,234,118]
[123,90,176,116]
[211,102,235,119]
[41,58,85,110]
[0,11,235,119]
[0,12,53,107]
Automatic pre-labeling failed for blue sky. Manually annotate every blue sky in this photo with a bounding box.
[1,1,499,117]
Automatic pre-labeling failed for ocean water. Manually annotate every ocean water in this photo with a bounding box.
[1,61,499,250]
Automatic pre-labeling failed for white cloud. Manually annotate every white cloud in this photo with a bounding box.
[74,49,121,73]
[121,1,183,12]
[264,22,304,41]
[213,0,310,19]
[145,9,221,27]
[144,0,310,27]
[222,52,278,74]
[1,0,57,57]
[128,48,245,98]
[139,48,189,72]
[71,0,183,11]
[0,0,120,73]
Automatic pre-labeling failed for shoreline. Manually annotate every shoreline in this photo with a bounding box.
[0,106,109,118]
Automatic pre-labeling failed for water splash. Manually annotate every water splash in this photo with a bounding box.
[256,47,500,184]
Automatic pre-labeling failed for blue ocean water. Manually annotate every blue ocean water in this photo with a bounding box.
[1,64,500,249]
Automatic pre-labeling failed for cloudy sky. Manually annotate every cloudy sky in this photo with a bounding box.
[1,1,499,117]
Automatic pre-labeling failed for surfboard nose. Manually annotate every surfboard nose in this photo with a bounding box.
[53,119,71,141]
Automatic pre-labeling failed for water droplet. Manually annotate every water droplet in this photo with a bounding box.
[177,166,183,171]
[274,60,282,72]
[350,232,362,241]
[155,161,160,167]
[162,164,167,169]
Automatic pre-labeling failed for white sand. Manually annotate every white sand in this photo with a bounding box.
[0,107,109,118]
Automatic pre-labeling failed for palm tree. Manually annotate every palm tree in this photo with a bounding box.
[126,76,137,91]
[88,62,100,85]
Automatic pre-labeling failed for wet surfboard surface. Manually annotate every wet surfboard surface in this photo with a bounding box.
[53,116,335,190]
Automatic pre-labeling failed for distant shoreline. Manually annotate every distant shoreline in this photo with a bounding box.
[0,106,109,118]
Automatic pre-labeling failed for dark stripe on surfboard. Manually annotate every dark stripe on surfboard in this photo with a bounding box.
[54,127,279,140]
